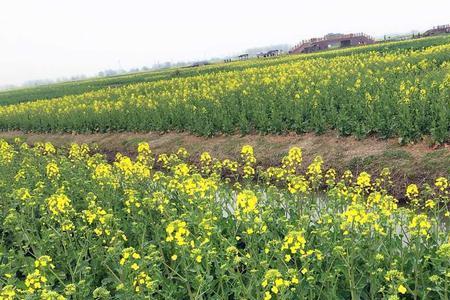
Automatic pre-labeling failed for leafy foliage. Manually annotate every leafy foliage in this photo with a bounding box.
[0,140,449,299]
[1,37,450,143]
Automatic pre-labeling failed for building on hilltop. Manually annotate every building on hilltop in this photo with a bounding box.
[423,24,450,37]
[189,61,210,67]
[289,33,375,54]
[257,49,281,58]
[238,54,249,60]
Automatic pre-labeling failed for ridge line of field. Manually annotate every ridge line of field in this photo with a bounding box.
[1,131,448,197]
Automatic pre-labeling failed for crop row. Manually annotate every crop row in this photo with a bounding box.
[0,140,449,299]
[1,36,448,106]
[0,37,449,143]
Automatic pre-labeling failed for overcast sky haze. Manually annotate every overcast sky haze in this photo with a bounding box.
[0,0,449,86]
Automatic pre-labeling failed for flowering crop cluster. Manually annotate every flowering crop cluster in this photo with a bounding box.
[0,35,447,107]
[0,140,449,299]
[1,37,450,143]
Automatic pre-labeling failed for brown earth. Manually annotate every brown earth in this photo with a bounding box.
[1,131,449,197]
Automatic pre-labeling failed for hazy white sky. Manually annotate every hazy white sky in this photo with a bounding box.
[0,0,449,86]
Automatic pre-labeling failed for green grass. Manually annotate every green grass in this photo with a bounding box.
[382,149,412,160]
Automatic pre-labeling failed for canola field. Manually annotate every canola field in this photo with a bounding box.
[0,36,450,143]
[0,139,449,299]
[0,36,446,106]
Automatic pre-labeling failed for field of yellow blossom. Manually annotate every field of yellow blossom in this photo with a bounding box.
[0,35,446,106]
[0,36,450,144]
[0,139,449,299]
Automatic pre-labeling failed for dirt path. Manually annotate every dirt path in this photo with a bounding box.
[1,131,449,195]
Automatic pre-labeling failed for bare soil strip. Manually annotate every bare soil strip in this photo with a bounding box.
[1,131,449,196]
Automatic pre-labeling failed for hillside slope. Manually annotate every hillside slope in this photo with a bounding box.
[0,36,448,106]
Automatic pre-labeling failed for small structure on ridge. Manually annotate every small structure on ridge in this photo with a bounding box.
[290,33,375,54]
